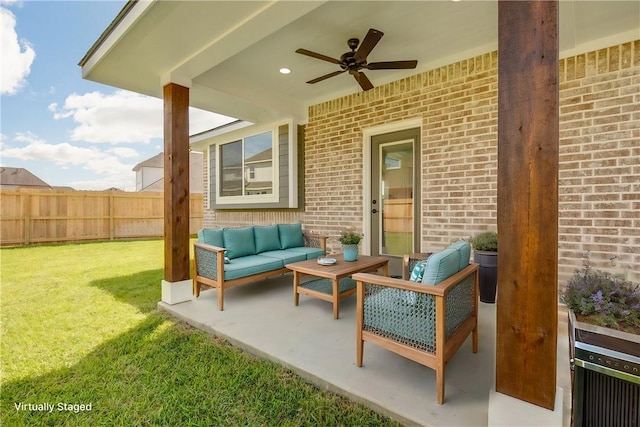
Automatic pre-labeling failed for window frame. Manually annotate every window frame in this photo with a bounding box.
[214,126,279,205]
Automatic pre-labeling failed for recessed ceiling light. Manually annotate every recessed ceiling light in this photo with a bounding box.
[279,68,291,74]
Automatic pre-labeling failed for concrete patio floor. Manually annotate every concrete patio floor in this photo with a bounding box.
[158,274,571,427]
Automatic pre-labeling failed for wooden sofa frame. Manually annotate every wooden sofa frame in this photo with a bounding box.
[193,234,327,311]
[352,262,479,404]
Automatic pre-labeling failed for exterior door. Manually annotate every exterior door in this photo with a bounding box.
[370,128,420,258]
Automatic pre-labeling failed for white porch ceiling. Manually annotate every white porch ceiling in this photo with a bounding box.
[81,0,640,125]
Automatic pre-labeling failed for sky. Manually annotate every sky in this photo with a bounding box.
[1,0,235,191]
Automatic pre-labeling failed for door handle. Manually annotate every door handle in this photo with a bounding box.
[371,209,378,214]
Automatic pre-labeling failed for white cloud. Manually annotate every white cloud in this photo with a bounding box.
[108,147,138,158]
[51,90,162,144]
[1,132,138,191]
[50,89,237,144]
[0,6,35,95]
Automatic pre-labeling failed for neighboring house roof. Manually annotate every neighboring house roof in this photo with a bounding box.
[245,181,272,191]
[134,152,203,193]
[0,167,52,189]
[132,152,164,171]
[245,148,272,164]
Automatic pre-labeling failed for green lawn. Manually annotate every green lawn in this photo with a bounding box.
[1,240,399,426]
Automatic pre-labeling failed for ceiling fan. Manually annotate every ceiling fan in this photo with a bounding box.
[296,28,418,91]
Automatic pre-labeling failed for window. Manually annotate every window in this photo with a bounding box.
[208,122,298,209]
[218,131,273,198]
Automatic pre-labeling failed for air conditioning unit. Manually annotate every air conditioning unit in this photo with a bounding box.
[570,338,639,426]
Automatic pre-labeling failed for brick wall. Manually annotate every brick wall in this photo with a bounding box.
[558,42,640,283]
[303,41,639,286]
[201,40,638,287]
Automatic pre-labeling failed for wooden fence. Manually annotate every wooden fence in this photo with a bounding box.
[383,198,413,233]
[0,189,203,247]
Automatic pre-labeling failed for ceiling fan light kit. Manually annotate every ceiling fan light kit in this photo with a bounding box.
[296,28,418,91]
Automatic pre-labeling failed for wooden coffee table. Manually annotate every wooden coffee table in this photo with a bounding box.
[286,254,389,319]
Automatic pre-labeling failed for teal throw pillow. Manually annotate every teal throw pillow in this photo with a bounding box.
[253,225,281,253]
[447,240,471,271]
[198,228,224,247]
[278,223,304,249]
[409,260,428,283]
[421,248,460,285]
[222,227,256,259]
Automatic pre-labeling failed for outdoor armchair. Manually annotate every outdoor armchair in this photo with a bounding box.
[352,245,479,404]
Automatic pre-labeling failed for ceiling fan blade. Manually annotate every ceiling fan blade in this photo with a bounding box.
[354,29,384,62]
[354,71,374,91]
[307,69,346,84]
[295,48,342,65]
[367,60,418,70]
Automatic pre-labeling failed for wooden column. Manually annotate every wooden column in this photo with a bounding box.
[163,83,190,283]
[496,1,559,410]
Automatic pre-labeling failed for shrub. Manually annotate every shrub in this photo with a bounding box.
[470,231,498,252]
[561,262,640,334]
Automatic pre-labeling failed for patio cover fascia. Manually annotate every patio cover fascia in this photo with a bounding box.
[78,0,638,421]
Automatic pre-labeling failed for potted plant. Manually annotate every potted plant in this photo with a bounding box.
[470,231,498,303]
[340,230,362,262]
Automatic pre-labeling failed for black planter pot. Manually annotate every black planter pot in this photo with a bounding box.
[473,250,498,303]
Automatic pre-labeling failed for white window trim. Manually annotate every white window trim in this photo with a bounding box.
[214,125,280,205]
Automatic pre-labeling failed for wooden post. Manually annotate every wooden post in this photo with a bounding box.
[23,191,30,246]
[163,83,190,283]
[496,0,559,410]
[109,191,115,240]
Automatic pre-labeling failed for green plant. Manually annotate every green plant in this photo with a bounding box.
[561,257,640,334]
[339,229,362,245]
[471,231,498,252]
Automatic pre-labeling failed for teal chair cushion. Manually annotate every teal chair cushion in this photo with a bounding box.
[223,226,256,259]
[278,223,304,249]
[198,228,224,247]
[422,248,460,285]
[447,240,471,271]
[253,225,281,253]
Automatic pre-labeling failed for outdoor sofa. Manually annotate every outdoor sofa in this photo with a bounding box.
[352,241,479,404]
[193,223,327,310]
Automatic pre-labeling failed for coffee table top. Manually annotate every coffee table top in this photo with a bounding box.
[286,254,388,279]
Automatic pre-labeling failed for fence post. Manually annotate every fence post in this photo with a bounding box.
[109,191,115,240]
[23,191,30,246]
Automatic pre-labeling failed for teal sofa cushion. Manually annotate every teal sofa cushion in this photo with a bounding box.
[287,246,325,260]
[278,223,304,249]
[447,240,471,271]
[223,255,284,280]
[422,248,460,285]
[259,249,307,264]
[198,228,224,247]
[254,225,281,253]
[223,226,256,259]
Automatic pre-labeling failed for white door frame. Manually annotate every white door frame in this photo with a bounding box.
[361,117,423,255]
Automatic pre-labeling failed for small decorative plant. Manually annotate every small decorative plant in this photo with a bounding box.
[561,256,640,334]
[470,231,498,252]
[339,230,362,245]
